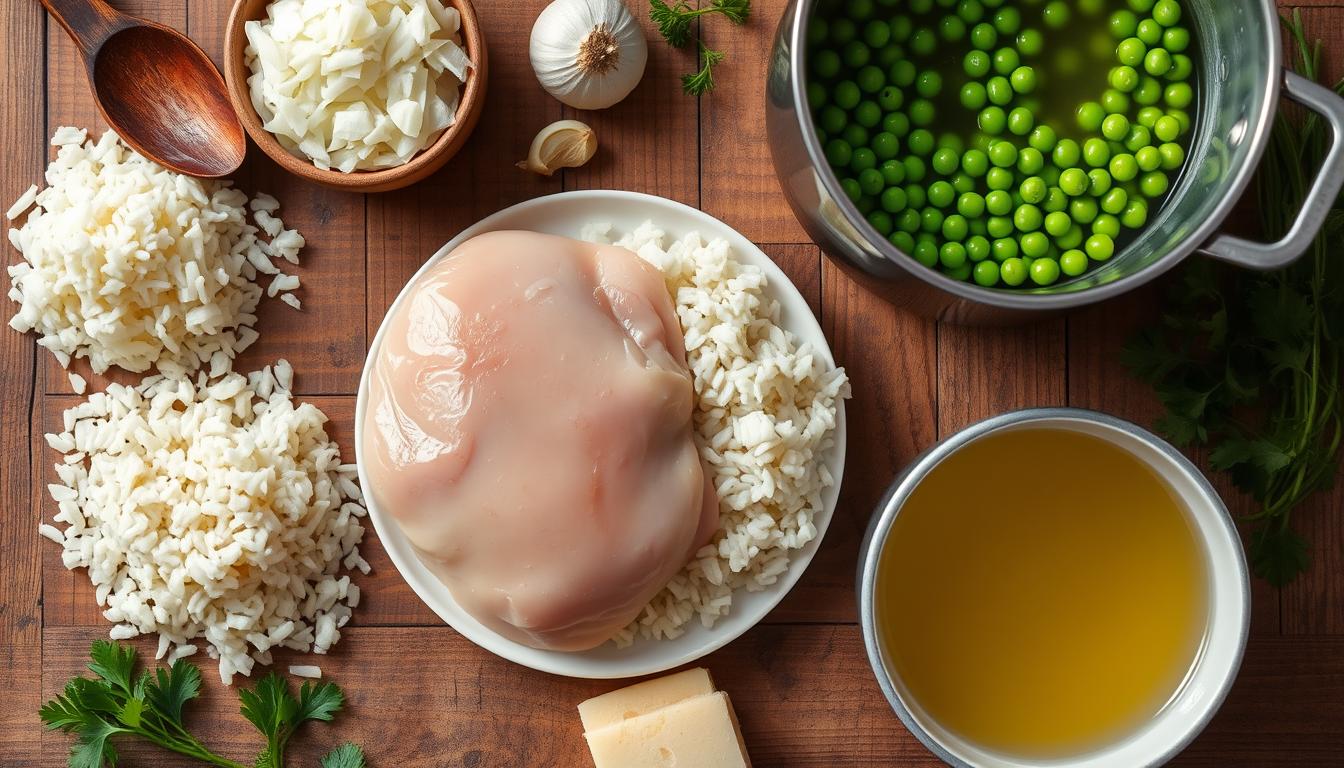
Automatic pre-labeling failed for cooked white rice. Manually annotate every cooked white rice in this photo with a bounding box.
[41,360,368,683]
[6,127,304,377]
[583,221,849,646]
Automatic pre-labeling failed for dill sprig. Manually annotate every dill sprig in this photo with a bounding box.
[649,0,751,94]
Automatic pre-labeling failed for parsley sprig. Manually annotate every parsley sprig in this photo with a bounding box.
[1123,11,1343,586]
[40,640,366,768]
[649,0,751,95]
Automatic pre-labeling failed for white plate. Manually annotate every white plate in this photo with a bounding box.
[355,190,847,679]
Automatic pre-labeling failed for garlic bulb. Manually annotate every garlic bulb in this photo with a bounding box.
[529,0,648,110]
[517,120,598,175]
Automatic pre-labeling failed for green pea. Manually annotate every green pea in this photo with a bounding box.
[1101,114,1130,142]
[989,140,1018,168]
[825,139,853,168]
[1109,65,1139,92]
[1120,125,1149,153]
[819,106,846,134]
[1129,0,1157,14]
[921,206,945,233]
[1117,37,1147,66]
[964,50,992,78]
[889,60,917,87]
[986,189,1013,215]
[1060,167,1089,196]
[876,43,906,68]
[1093,213,1121,237]
[812,50,842,79]
[1014,203,1043,232]
[1030,257,1060,285]
[979,106,1008,135]
[859,167,885,195]
[986,167,1014,190]
[883,111,911,137]
[1153,115,1180,142]
[1000,257,1028,285]
[970,22,998,50]
[863,20,891,48]
[1070,197,1099,224]
[1013,68,1039,97]
[940,241,968,268]
[1021,231,1050,257]
[1042,210,1071,237]
[904,182,927,208]
[1110,153,1138,182]
[1166,82,1193,109]
[993,6,1022,35]
[1043,186,1069,213]
[879,186,908,213]
[835,81,861,109]
[988,215,1014,237]
[851,148,878,173]
[896,207,922,232]
[956,192,985,218]
[910,99,937,126]
[1160,25,1189,52]
[889,230,916,253]
[847,0,875,18]
[1101,187,1129,214]
[1057,223,1085,249]
[840,178,862,203]
[1053,139,1081,168]
[987,76,1014,106]
[807,82,828,110]
[1083,138,1112,167]
[808,17,829,46]
[1158,142,1185,170]
[843,41,872,69]
[880,159,906,185]
[867,210,894,235]
[1016,29,1044,56]
[911,27,938,56]
[1008,107,1035,136]
[831,16,857,44]
[1029,125,1058,153]
[1121,198,1149,228]
[1042,1,1070,29]
[992,237,1019,261]
[1088,168,1113,196]
[1101,88,1131,114]
[1060,249,1089,276]
[1169,54,1193,80]
[940,15,967,41]
[1110,9,1139,38]
[1019,176,1047,204]
[941,214,969,241]
[966,234,992,262]
[1153,0,1181,26]
[1085,233,1115,261]
[1140,170,1169,197]
[1168,108,1192,132]
[972,260,1000,286]
[1136,18,1162,45]
[1017,147,1045,175]
[874,88,900,113]
[857,66,885,94]
[912,238,940,267]
[1144,47,1173,76]
[1135,146,1161,172]
[1134,76,1164,106]
[929,148,957,176]
[890,15,913,42]
[916,71,943,98]
[930,180,958,208]
[1076,102,1105,132]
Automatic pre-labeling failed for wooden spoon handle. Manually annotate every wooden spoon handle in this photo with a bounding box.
[40,0,132,56]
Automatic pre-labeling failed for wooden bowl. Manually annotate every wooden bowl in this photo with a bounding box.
[223,0,487,193]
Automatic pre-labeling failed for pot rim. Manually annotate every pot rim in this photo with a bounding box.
[784,0,1283,311]
[856,407,1251,768]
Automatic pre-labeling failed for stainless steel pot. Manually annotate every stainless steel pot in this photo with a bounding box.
[767,0,1344,323]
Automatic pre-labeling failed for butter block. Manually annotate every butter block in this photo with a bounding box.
[578,667,716,732]
[584,691,752,768]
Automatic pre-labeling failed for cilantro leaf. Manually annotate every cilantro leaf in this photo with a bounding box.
[297,681,345,723]
[143,660,203,726]
[69,720,124,768]
[87,641,138,697]
[321,742,367,768]
[1250,523,1311,587]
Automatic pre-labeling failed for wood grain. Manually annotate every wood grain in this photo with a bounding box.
[935,320,1067,437]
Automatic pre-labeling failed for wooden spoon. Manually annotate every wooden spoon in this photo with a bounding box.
[41,0,246,178]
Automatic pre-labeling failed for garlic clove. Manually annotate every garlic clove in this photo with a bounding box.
[517,120,598,176]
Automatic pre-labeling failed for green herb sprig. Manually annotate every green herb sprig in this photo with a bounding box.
[40,640,366,768]
[649,0,752,95]
[1123,11,1343,586]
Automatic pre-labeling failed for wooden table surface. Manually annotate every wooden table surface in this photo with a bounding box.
[3,1,1343,765]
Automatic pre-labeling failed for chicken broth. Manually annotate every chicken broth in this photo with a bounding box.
[877,427,1209,759]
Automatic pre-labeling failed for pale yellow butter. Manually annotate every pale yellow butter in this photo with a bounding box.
[583,691,752,768]
[578,667,716,732]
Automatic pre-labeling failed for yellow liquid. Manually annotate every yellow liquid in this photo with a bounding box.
[878,428,1209,760]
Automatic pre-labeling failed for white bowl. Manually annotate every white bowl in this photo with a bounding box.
[355,190,847,679]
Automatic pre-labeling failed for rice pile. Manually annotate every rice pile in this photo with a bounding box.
[6,127,305,378]
[39,360,369,683]
[583,221,849,646]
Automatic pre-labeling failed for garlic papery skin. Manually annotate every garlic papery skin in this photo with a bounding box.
[529,0,648,110]
[517,120,598,175]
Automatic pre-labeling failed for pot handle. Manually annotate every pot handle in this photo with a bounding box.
[1202,70,1344,270]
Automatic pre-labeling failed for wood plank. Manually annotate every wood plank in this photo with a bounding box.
[935,320,1067,437]
[366,1,563,340]
[561,5,699,204]
[701,0,811,242]
[811,264,937,624]
[0,2,46,764]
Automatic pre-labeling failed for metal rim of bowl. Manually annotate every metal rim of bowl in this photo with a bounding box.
[856,407,1251,768]
[783,0,1283,310]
